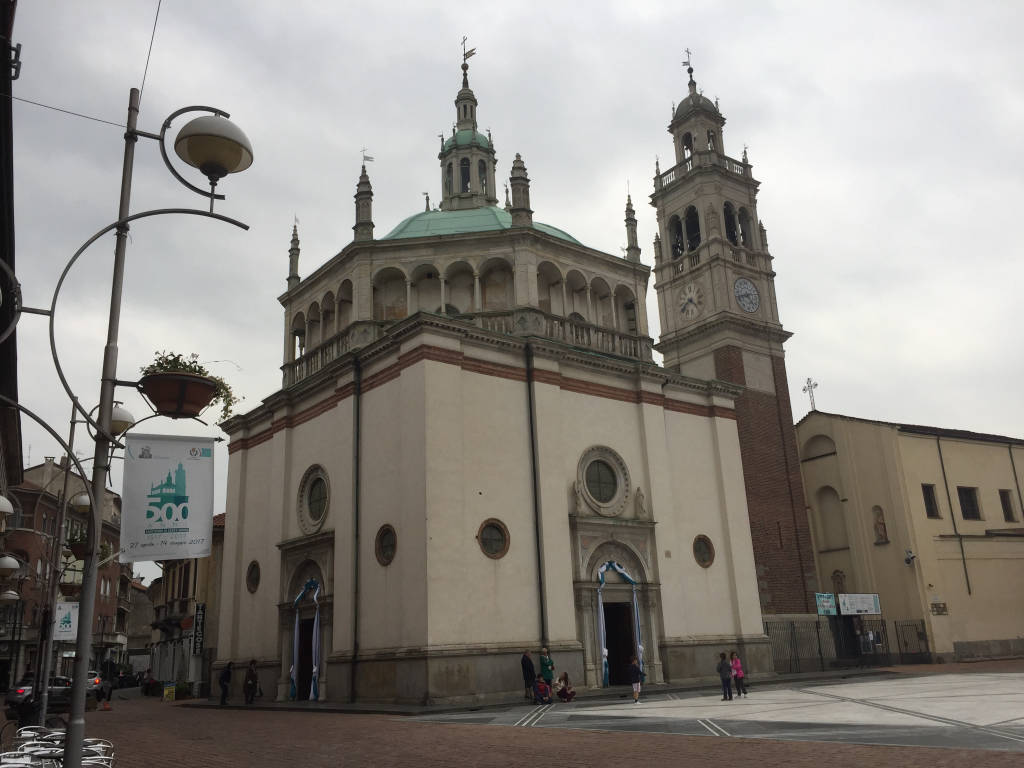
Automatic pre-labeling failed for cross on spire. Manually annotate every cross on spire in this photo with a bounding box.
[802,378,819,410]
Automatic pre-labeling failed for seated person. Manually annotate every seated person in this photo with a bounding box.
[554,672,576,702]
[534,675,552,704]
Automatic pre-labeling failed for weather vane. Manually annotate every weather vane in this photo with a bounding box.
[462,36,476,61]
[802,378,819,410]
[361,147,374,163]
[683,48,692,68]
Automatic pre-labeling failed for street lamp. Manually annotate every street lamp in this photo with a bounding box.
[0,86,251,768]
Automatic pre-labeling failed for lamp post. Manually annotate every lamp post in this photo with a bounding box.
[0,82,250,764]
[54,87,252,768]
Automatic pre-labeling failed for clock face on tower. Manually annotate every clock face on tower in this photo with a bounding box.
[733,277,760,313]
[679,283,705,320]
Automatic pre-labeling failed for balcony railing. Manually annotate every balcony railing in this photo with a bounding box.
[654,150,751,192]
[283,310,654,387]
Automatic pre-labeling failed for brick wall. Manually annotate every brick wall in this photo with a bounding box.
[714,346,816,614]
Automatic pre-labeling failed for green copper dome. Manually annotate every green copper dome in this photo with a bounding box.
[442,129,491,152]
[382,206,581,244]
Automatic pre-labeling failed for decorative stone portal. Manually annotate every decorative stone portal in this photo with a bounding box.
[572,538,664,689]
[277,532,334,701]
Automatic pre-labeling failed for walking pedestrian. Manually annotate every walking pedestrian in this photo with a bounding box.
[219,661,233,705]
[629,655,642,704]
[244,659,259,705]
[716,652,733,701]
[730,651,748,697]
[520,650,536,701]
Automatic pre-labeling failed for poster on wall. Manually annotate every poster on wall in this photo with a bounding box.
[53,602,79,641]
[838,593,882,615]
[121,434,215,562]
[815,592,837,616]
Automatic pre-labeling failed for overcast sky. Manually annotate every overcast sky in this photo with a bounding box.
[9,2,1024,579]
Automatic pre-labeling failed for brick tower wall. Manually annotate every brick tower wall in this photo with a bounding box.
[713,346,816,614]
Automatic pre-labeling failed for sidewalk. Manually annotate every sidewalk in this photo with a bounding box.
[181,660,979,716]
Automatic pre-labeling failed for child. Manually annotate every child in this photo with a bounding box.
[629,656,642,704]
[554,671,576,702]
[730,651,748,697]
[534,674,552,704]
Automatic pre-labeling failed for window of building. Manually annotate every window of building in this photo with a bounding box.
[298,466,330,535]
[957,486,981,520]
[477,519,509,559]
[585,460,617,503]
[478,159,487,195]
[375,525,397,566]
[999,489,1017,522]
[246,561,261,593]
[921,484,941,519]
[460,158,471,193]
[693,535,715,568]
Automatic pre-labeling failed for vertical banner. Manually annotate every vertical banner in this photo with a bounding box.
[192,603,206,656]
[121,434,215,562]
[53,602,79,641]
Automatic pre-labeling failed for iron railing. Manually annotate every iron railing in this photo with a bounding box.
[763,617,931,673]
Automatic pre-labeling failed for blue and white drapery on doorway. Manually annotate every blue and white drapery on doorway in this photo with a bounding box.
[596,560,643,687]
[290,577,321,701]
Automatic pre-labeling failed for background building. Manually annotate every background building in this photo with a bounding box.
[797,411,1024,661]
[4,457,126,682]
[150,513,223,695]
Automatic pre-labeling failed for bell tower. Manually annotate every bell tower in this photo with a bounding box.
[651,64,816,615]
[438,56,498,211]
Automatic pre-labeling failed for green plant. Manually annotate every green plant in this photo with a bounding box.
[140,351,240,421]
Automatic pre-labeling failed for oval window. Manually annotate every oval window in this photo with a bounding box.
[585,460,617,503]
[478,519,510,559]
[375,525,397,566]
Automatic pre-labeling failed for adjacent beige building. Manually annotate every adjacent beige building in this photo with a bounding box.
[797,411,1024,660]
[217,60,775,705]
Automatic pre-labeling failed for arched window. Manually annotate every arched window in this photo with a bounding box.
[707,130,717,152]
[460,158,471,193]
[724,202,739,246]
[682,132,693,159]
[478,159,487,195]
[445,163,453,196]
[668,216,684,259]
[684,207,701,251]
[738,208,753,248]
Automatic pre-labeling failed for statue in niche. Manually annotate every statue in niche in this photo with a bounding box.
[873,507,889,544]
[572,480,585,516]
[634,487,648,519]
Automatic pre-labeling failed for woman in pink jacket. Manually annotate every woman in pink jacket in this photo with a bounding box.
[730,651,748,698]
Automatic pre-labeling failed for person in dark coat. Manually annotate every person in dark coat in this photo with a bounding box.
[520,651,536,701]
[629,655,643,703]
[716,652,733,701]
[244,660,259,705]
[219,661,233,705]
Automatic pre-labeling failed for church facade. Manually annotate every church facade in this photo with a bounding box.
[216,60,773,704]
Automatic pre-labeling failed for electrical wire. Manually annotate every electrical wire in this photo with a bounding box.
[139,0,163,103]
[8,94,125,128]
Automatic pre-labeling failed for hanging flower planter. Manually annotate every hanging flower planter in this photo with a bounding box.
[138,351,239,421]
[66,541,89,561]
[138,372,219,419]
[59,582,81,597]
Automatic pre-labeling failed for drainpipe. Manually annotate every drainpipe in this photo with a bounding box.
[936,436,971,595]
[1009,443,1023,519]
[524,343,548,645]
[349,356,362,701]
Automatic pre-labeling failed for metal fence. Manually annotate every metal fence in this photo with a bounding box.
[763,617,930,673]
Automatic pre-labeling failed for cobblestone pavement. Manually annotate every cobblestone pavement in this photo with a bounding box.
[82,689,1024,768]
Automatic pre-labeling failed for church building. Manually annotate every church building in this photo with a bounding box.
[216,59,776,705]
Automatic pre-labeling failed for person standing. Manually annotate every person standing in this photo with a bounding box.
[629,655,642,704]
[730,651,748,698]
[219,661,233,706]
[520,651,536,701]
[716,652,733,701]
[244,659,259,705]
[539,647,554,690]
